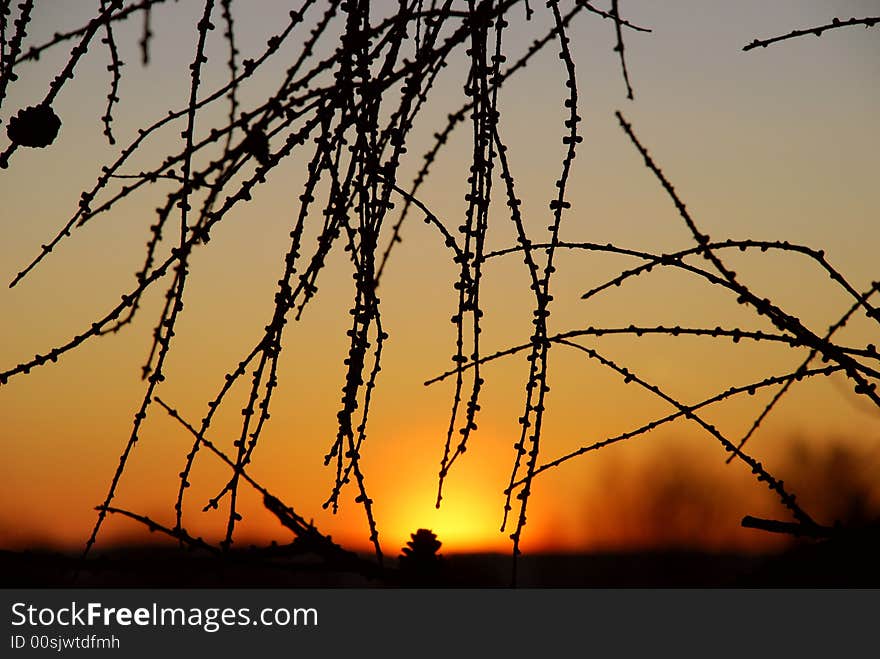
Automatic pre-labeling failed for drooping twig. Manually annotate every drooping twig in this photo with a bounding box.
[554,339,817,527]
[727,285,880,463]
[0,0,33,112]
[155,397,382,578]
[219,0,238,157]
[1,0,121,168]
[11,0,164,67]
[140,1,153,64]
[610,0,633,99]
[615,111,880,409]
[512,365,846,486]
[95,506,220,553]
[375,0,651,282]
[99,0,124,145]
[504,0,581,582]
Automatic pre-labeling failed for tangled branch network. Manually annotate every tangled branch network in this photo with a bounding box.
[1,1,877,581]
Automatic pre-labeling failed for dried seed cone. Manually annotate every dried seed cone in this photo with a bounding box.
[7,104,62,148]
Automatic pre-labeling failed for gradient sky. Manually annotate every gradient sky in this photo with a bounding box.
[1,1,879,557]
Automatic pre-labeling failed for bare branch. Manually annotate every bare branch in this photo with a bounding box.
[744,16,879,51]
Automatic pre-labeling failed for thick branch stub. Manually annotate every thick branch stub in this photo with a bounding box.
[741,515,833,538]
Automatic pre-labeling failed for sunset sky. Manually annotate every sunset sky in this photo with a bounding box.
[1,1,879,558]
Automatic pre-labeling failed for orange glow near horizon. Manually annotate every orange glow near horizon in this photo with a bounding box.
[374,430,525,555]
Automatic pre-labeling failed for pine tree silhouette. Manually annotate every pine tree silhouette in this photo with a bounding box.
[399,529,444,587]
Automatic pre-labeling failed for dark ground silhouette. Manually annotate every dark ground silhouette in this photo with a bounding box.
[4,533,880,587]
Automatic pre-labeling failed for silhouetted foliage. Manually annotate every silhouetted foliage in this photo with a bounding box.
[0,1,877,585]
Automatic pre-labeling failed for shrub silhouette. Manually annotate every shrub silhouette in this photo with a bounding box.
[399,529,444,587]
